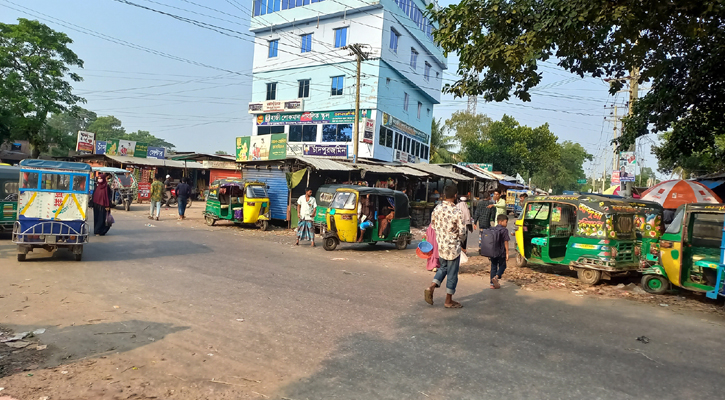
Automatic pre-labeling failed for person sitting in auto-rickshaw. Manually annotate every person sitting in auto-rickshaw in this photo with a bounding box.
[357,194,374,242]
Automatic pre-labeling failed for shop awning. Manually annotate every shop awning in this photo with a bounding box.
[451,164,496,181]
[698,179,725,189]
[288,155,355,171]
[395,166,429,178]
[406,163,472,181]
[499,181,525,188]
[105,155,207,169]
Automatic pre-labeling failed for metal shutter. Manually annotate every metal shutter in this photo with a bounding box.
[243,168,289,221]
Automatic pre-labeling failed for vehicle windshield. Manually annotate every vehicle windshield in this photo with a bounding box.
[317,191,335,207]
[117,174,134,187]
[41,173,71,191]
[330,192,357,210]
[665,208,685,234]
[525,203,550,220]
[2,180,19,201]
[246,185,267,199]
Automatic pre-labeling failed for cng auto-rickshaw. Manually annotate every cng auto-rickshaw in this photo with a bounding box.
[322,186,413,251]
[13,159,91,261]
[92,167,136,211]
[203,179,271,230]
[640,203,725,298]
[515,194,665,284]
[0,165,20,233]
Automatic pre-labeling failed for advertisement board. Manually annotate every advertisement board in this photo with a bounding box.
[236,133,287,161]
[76,131,95,153]
[134,142,148,158]
[105,139,120,156]
[611,171,620,185]
[117,140,135,157]
[381,112,429,143]
[248,99,304,114]
[303,144,348,157]
[619,152,636,182]
[137,182,151,201]
[255,110,371,126]
[362,119,374,144]
[147,147,166,159]
[459,162,493,171]
[95,141,107,155]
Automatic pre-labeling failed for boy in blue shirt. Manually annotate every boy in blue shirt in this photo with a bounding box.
[490,214,510,289]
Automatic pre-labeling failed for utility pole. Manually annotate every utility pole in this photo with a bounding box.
[604,104,621,189]
[622,67,639,197]
[467,96,477,115]
[344,44,370,164]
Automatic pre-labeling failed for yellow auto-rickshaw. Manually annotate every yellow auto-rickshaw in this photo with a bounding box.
[640,203,725,298]
[322,185,412,251]
[202,179,271,230]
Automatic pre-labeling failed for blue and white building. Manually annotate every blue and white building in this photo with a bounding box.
[248,0,447,163]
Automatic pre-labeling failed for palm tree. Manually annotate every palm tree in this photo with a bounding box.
[429,118,455,163]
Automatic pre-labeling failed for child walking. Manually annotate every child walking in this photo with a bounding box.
[490,214,510,289]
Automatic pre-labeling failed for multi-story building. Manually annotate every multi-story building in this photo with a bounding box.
[248,0,447,163]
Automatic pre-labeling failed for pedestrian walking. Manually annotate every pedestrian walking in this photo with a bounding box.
[296,188,317,247]
[149,175,164,221]
[176,177,192,220]
[424,184,466,308]
[473,192,495,249]
[491,189,507,218]
[456,196,472,252]
[92,173,113,236]
[489,214,511,289]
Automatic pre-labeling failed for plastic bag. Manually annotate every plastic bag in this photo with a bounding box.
[105,212,115,226]
[460,251,469,264]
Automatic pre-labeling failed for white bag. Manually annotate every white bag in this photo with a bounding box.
[460,251,469,264]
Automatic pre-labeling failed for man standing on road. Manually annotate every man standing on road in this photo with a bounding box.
[164,174,172,209]
[490,189,507,218]
[473,192,494,230]
[176,177,192,221]
[489,214,511,289]
[424,184,466,309]
[149,175,164,221]
[296,188,317,247]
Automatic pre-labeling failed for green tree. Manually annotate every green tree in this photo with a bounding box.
[653,129,725,176]
[532,141,592,194]
[428,0,725,161]
[462,115,559,177]
[125,130,174,149]
[85,116,125,141]
[214,150,229,155]
[443,110,492,147]
[0,19,84,157]
[43,107,98,156]
[429,117,455,163]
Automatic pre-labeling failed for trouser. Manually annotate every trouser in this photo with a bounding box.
[93,204,110,235]
[490,256,507,283]
[149,201,161,218]
[432,256,461,295]
[461,231,469,250]
[178,197,188,216]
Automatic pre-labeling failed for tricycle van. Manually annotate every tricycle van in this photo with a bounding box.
[13,160,91,261]
[203,179,271,230]
[322,185,412,251]
[514,194,663,285]
[640,203,724,298]
[0,164,20,233]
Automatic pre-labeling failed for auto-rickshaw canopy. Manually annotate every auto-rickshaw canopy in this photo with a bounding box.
[327,185,409,219]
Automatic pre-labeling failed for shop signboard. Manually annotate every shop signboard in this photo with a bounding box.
[138,182,151,201]
[105,139,120,156]
[458,162,493,171]
[303,144,348,157]
[611,171,620,185]
[619,152,636,182]
[236,133,287,161]
[134,142,148,158]
[381,112,429,143]
[95,141,107,155]
[362,119,374,144]
[117,140,135,157]
[256,109,371,126]
[202,160,238,170]
[76,131,95,153]
[577,179,587,184]
[248,99,304,114]
[147,147,166,159]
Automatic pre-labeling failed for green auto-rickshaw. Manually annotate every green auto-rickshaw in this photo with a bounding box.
[514,194,664,285]
[640,203,725,297]
[0,164,20,233]
[203,179,271,230]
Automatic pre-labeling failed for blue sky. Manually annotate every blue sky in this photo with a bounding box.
[0,0,660,179]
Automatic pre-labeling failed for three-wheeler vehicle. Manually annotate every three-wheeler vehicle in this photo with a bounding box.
[640,203,725,298]
[12,160,91,261]
[203,178,271,230]
[322,185,413,251]
[0,164,20,233]
[514,194,664,285]
[91,167,137,211]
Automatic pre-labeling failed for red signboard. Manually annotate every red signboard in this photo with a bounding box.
[138,182,151,201]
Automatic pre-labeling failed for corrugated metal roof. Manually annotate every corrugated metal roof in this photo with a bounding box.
[353,163,403,175]
[288,155,355,171]
[406,163,472,181]
[105,155,207,169]
[451,164,495,180]
[395,166,429,177]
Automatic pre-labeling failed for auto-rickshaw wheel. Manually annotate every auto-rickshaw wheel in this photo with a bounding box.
[641,274,669,295]
[17,253,26,261]
[368,242,377,246]
[124,200,131,211]
[516,253,527,267]
[577,268,602,285]
[205,215,216,226]
[323,237,338,251]
[256,220,269,231]
[395,236,408,250]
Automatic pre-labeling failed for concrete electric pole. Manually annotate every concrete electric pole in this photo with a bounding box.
[344,44,370,164]
[622,67,639,197]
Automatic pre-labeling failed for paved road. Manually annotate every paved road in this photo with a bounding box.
[1,210,724,399]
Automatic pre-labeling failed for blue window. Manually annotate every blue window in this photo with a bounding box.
[389,28,399,53]
[268,39,278,58]
[404,92,409,111]
[301,33,312,53]
[424,62,431,81]
[410,48,418,69]
[331,76,344,96]
[334,27,347,48]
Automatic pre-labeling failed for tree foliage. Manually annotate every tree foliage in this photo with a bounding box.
[443,111,492,147]
[429,117,455,164]
[214,150,229,155]
[84,115,175,149]
[0,19,85,157]
[532,141,592,194]
[653,129,725,176]
[461,114,559,178]
[428,0,725,162]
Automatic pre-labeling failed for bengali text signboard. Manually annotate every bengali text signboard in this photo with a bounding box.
[76,131,95,153]
[303,144,348,157]
[236,133,287,161]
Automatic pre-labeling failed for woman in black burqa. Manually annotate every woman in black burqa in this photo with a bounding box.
[92,173,113,236]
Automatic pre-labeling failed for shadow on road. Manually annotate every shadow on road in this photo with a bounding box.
[1,320,189,377]
[276,288,725,400]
